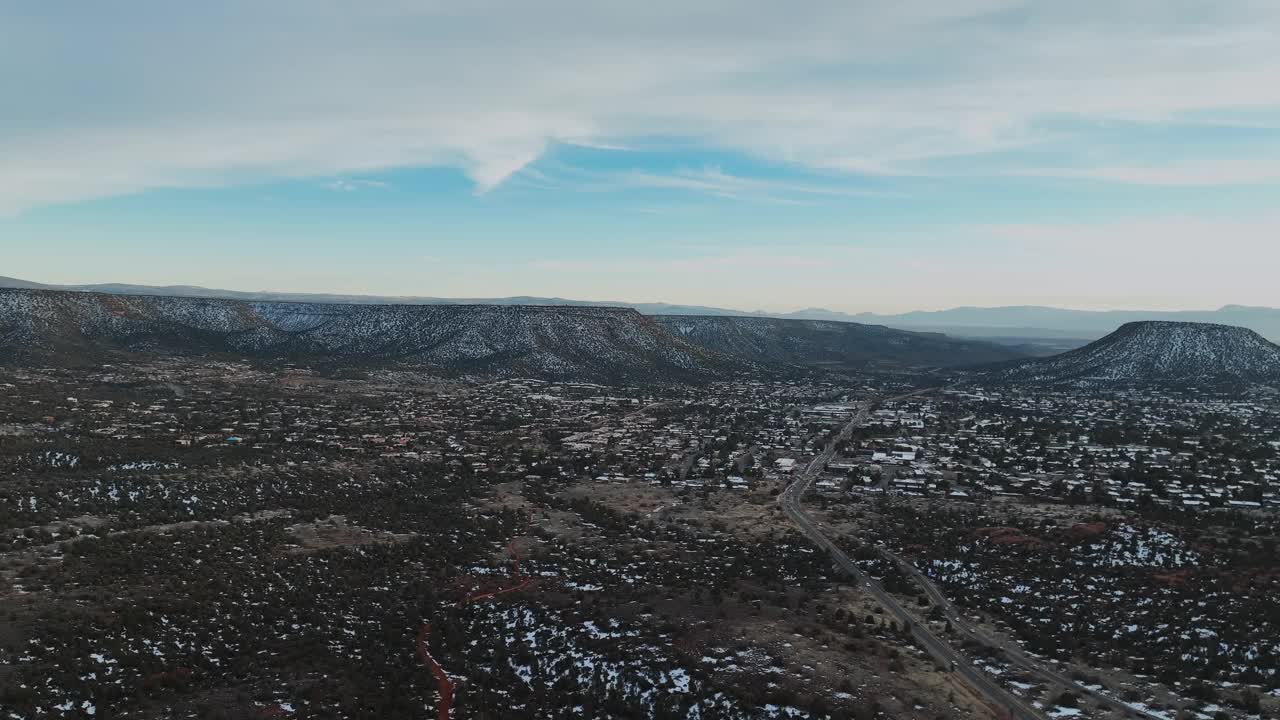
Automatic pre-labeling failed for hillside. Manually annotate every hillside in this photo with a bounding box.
[0,289,739,383]
[652,315,1024,370]
[0,288,1035,381]
[988,321,1280,387]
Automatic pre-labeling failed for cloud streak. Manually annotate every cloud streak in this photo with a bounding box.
[515,163,893,204]
[1005,158,1280,187]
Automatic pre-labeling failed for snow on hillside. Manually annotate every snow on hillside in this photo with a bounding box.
[992,321,1280,387]
[0,288,1027,379]
[0,288,734,383]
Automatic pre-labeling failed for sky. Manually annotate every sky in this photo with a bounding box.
[2,1,1279,313]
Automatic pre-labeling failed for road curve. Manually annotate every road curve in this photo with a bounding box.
[780,393,1046,720]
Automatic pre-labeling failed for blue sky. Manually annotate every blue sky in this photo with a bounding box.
[3,1,1279,312]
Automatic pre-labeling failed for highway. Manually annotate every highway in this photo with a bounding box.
[781,391,1166,720]
[780,393,1046,720]
[878,528,1166,720]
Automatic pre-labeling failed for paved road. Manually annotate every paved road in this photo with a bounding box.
[780,393,1045,720]
[783,391,1166,720]
[881,537,1166,720]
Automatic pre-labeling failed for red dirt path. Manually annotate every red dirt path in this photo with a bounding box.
[417,508,535,719]
[416,623,455,720]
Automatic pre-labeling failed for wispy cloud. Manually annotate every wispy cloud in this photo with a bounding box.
[323,178,392,192]
[3,2,1280,212]
[513,164,891,204]
[615,167,891,202]
[1004,158,1280,187]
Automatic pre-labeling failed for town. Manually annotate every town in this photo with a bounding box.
[1,358,1276,719]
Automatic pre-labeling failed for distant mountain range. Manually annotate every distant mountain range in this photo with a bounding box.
[4,286,1277,389]
[987,321,1280,388]
[0,288,1024,382]
[0,276,753,318]
[6,275,1277,344]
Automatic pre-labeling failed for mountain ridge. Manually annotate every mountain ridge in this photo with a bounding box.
[0,288,738,382]
[0,288,1026,382]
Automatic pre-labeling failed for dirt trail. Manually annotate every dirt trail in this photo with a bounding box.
[416,623,455,720]
[459,508,533,605]
[418,507,535,719]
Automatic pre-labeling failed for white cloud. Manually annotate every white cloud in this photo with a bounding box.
[2,1,1280,212]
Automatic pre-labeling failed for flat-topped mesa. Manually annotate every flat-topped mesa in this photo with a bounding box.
[0,288,1027,381]
[988,320,1280,387]
[0,288,732,382]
